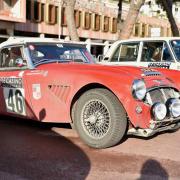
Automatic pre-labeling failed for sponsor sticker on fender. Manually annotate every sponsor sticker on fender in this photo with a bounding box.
[32,84,41,100]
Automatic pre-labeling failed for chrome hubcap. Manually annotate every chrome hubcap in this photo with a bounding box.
[86,115,97,124]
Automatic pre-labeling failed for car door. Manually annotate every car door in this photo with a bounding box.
[140,41,176,70]
[23,43,70,122]
[0,45,33,118]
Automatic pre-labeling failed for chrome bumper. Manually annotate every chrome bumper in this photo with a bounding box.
[128,122,180,137]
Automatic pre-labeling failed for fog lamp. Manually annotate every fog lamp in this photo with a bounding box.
[152,102,167,121]
[167,98,180,118]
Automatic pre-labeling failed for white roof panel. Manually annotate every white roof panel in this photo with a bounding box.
[0,37,86,49]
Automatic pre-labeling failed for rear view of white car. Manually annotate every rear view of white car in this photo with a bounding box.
[101,37,180,70]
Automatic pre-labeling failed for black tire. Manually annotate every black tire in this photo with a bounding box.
[73,88,127,149]
[70,100,77,130]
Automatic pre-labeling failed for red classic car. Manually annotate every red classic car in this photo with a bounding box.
[0,38,180,148]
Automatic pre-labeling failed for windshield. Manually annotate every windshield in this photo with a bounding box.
[170,40,180,61]
[28,43,95,65]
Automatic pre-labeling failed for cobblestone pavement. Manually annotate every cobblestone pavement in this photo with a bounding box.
[0,116,180,180]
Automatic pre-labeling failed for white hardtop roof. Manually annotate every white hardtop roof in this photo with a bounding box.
[115,37,180,44]
[0,37,86,49]
[104,37,180,58]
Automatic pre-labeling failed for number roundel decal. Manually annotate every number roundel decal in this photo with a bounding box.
[0,77,26,116]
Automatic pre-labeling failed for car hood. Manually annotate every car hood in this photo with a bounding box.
[37,63,176,89]
[38,63,158,77]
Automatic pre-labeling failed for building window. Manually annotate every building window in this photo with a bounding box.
[74,10,80,28]
[143,24,149,37]
[85,12,91,29]
[61,7,67,26]
[45,4,56,25]
[142,24,146,37]
[95,14,100,31]
[49,5,56,24]
[110,17,117,33]
[82,11,91,30]
[34,1,42,22]
[91,13,100,31]
[41,3,44,22]
[26,0,31,20]
[31,1,42,22]
[134,23,139,37]
[101,16,109,32]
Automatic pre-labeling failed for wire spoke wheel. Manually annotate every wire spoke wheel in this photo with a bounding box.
[73,88,127,149]
[81,99,111,139]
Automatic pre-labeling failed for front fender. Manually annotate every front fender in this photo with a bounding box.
[68,73,151,129]
[156,68,180,90]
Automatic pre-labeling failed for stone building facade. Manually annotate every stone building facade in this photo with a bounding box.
[0,0,118,40]
[0,0,180,56]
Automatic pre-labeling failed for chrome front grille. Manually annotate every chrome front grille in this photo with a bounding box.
[143,71,161,77]
[146,88,180,105]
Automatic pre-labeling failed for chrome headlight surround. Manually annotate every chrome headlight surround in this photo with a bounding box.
[132,79,147,100]
[167,98,180,118]
[152,102,167,121]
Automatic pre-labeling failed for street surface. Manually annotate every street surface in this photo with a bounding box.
[0,116,180,180]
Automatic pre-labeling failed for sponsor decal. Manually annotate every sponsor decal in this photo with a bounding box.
[18,71,25,77]
[32,84,41,100]
[141,68,161,76]
[43,70,48,77]
[141,68,156,73]
[153,79,163,85]
[27,70,48,76]
[0,77,23,88]
[0,77,26,115]
[148,62,171,69]
[57,44,63,48]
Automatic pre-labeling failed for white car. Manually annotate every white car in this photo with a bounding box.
[101,37,180,70]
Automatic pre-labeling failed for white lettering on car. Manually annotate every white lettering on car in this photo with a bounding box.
[148,62,171,69]
[0,77,26,115]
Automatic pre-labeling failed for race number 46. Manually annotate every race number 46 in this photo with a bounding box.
[4,88,26,116]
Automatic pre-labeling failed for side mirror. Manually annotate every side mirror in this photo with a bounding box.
[15,58,27,67]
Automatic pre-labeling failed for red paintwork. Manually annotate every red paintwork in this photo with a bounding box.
[0,62,177,129]
[155,68,180,89]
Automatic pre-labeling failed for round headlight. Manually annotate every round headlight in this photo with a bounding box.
[152,102,167,121]
[167,98,180,118]
[132,80,147,100]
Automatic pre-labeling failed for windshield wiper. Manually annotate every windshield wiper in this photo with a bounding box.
[33,58,51,65]
[34,59,72,66]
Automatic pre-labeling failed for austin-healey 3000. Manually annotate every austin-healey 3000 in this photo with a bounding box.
[0,37,179,148]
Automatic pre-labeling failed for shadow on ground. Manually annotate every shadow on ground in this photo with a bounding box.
[0,116,90,180]
[139,159,169,180]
